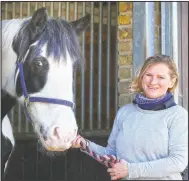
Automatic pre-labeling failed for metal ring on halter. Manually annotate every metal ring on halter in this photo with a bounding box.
[24,96,30,107]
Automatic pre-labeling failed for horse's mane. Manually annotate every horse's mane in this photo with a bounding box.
[2,17,85,67]
[40,18,85,67]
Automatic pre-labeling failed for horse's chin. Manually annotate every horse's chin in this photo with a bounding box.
[36,139,68,157]
[38,134,71,152]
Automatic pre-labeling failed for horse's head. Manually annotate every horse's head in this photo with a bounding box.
[12,8,90,151]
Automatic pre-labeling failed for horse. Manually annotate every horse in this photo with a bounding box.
[1,7,90,178]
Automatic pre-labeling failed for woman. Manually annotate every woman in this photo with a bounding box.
[72,55,188,180]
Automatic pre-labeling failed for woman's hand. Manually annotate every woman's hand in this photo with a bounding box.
[71,135,87,149]
[107,158,129,180]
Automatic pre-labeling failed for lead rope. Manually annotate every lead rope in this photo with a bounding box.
[80,140,120,168]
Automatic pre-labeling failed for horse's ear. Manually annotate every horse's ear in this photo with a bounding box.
[70,14,90,35]
[13,7,48,61]
[29,7,47,40]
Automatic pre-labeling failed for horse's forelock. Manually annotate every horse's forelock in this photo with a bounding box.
[36,18,84,67]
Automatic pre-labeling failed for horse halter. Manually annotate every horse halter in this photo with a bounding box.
[16,62,75,122]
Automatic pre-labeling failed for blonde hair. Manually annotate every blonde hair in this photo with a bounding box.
[130,55,179,94]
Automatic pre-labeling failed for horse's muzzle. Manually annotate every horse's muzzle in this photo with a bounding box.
[39,126,77,151]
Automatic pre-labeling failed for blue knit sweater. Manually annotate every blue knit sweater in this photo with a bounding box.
[83,104,188,180]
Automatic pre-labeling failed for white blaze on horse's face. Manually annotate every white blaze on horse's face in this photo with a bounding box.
[27,44,77,151]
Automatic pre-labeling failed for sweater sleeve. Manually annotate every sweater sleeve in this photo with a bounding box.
[81,106,126,157]
[128,112,188,178]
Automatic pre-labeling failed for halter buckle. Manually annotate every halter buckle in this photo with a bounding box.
[24,96,30,107]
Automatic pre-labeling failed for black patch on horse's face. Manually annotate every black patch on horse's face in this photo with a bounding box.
[12,8,49,96]
[16,46,49,96]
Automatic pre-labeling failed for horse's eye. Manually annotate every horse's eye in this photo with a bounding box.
[35,60,43,66]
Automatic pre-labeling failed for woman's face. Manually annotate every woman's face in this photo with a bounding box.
[141,63,175,99]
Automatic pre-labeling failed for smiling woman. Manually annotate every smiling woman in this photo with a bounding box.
[72,55,188,180]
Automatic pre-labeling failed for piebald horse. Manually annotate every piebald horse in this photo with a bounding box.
[1,7,90,178]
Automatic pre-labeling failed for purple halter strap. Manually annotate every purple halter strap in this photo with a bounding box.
[17,62,75,122]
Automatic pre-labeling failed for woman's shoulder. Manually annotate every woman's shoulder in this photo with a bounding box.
[164,105,188,130]
[166,105,188,126]
[114,103,136,125]
[117,103,136,115]
[169,104,188,117]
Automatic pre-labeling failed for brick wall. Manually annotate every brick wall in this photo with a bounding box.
[117,2,133,107]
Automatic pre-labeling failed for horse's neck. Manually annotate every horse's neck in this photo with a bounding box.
[1,90,16,121]
[2,19,25,97]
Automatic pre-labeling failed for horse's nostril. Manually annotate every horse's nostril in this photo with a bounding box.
[40,126,48,141]
[53,127,60,139]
